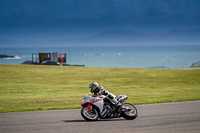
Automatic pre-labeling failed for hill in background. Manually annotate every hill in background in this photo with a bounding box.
[1,29,200,47]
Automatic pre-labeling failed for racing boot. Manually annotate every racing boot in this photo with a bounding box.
[112,98,122,108]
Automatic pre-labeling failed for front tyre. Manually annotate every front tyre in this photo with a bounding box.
[122,103,138,120]
[81,107,99,121]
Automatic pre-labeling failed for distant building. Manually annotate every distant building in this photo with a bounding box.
[22,52,84,66]
[32,52,67,64]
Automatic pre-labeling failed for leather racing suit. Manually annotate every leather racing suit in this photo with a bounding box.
[93,86,121,107]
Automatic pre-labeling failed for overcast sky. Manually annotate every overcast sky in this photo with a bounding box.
[0,0,200,45]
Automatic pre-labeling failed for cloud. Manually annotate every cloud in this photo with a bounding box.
[0,0,200,41]
[1,0,200,20]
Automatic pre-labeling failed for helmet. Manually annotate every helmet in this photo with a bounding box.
[89,82,99,93]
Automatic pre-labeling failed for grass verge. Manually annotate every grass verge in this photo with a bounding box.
[0,64,200,112]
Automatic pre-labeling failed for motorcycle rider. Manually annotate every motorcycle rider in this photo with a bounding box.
[89,82,121,108]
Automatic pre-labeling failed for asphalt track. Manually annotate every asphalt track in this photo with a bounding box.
[0,101,200,133]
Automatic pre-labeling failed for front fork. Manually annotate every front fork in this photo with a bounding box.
[81,103,92,112]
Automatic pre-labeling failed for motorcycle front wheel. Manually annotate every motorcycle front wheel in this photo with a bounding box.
[121,103,138,120]
[81,107,99,121]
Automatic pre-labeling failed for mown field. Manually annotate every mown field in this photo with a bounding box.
[0,64,200,113]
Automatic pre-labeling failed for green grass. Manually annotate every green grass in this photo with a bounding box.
[0,64,200,113]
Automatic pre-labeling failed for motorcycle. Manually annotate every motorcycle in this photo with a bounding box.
[81,93,138,121]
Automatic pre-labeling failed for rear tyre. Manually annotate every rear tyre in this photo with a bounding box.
[122,103,138,120]
[81,107,99,121]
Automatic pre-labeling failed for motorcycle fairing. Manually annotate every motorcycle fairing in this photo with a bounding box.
[81,93,105,112]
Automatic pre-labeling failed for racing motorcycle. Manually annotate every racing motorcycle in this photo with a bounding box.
[81,93,138,121]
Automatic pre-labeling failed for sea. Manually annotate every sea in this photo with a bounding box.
[0,45,200,68]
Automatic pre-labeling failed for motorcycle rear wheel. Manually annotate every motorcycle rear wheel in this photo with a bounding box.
[122,103,138,120]
[81,107,99,121]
